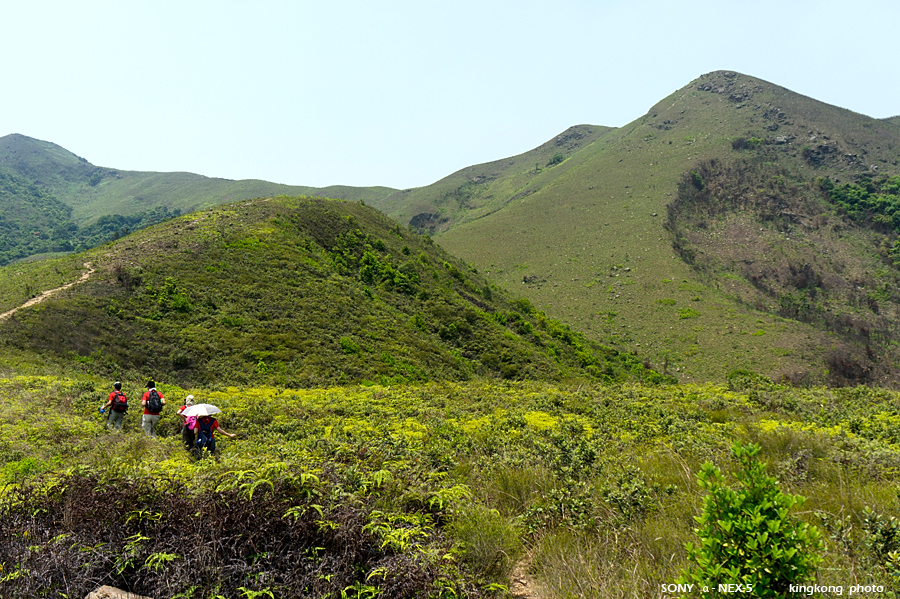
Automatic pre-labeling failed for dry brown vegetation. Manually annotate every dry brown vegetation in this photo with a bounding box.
[666,156,900,386]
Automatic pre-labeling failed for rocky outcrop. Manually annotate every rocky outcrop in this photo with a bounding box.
[85,586,152,599]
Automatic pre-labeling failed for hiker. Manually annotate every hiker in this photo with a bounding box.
[177,395,196,450]
[100,381,128,431]
[194,414,236,457]
[140,380,166,437]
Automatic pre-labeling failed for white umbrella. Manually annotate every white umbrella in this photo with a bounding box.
[181,403,222,417]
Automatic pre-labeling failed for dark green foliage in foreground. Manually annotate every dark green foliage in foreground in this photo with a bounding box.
[0,196,668,387]
[0,472,471,599]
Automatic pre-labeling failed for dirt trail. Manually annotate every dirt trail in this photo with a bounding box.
[0,262,95,321]
[510,558,549,599]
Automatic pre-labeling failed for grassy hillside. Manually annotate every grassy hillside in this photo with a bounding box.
[0,195,667,388]
[372,124,613,234]
[0,134,396,263]
[370,71,900,387]
[3,374,900,597]
[666,160,900,386]
[0,166,189,263]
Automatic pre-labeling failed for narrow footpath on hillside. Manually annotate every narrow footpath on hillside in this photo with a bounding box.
[510,558,550,599]
[0,262,95,321]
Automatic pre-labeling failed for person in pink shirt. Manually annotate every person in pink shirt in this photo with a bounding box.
[176,394,196,450]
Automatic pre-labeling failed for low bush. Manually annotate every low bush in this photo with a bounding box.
[678,442,823,596]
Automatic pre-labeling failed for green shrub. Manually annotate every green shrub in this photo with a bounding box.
[339,337,361,354]
[732,137,762,150]
[690,170,704,191]
[678,442,823,597]
[863,507,900,569]
[726,369,774,392]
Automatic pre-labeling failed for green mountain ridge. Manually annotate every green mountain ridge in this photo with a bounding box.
[369,70,900,387]
[6,70,900,387]
[0,195,665,388]
[373,124,613,234]
[0,133,396,264]
[5,72,900,598]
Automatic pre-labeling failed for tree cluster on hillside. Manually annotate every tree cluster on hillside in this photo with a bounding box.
[0,172,73,262]
[0,172,180,265]
[818,175,900,233]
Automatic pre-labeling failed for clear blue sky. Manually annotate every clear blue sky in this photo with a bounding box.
[3,0,898,189]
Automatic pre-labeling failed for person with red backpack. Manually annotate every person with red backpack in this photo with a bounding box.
[100,381,128,431]
[194,415,236,458]
[140,380,166,438]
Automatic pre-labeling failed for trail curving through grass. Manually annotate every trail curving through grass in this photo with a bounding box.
[0,262,95,321]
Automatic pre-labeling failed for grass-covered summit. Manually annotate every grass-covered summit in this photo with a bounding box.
[0,195,666,387]
[369,70,900,387]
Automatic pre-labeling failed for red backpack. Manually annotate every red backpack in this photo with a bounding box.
[112,391,128,413]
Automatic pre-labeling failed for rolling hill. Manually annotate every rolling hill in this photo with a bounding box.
[372,124,614,234]
[0,133,396,264]
[368,70,900,387]
[0,195,666,388]
[5,70,900,387]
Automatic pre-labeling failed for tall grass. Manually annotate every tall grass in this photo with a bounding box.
[449,504,522,578]
[530,522,690,599]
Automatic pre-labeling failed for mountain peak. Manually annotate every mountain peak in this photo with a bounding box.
[368,69,900,386]
[0,133,95,189]
[0,133,90,161]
